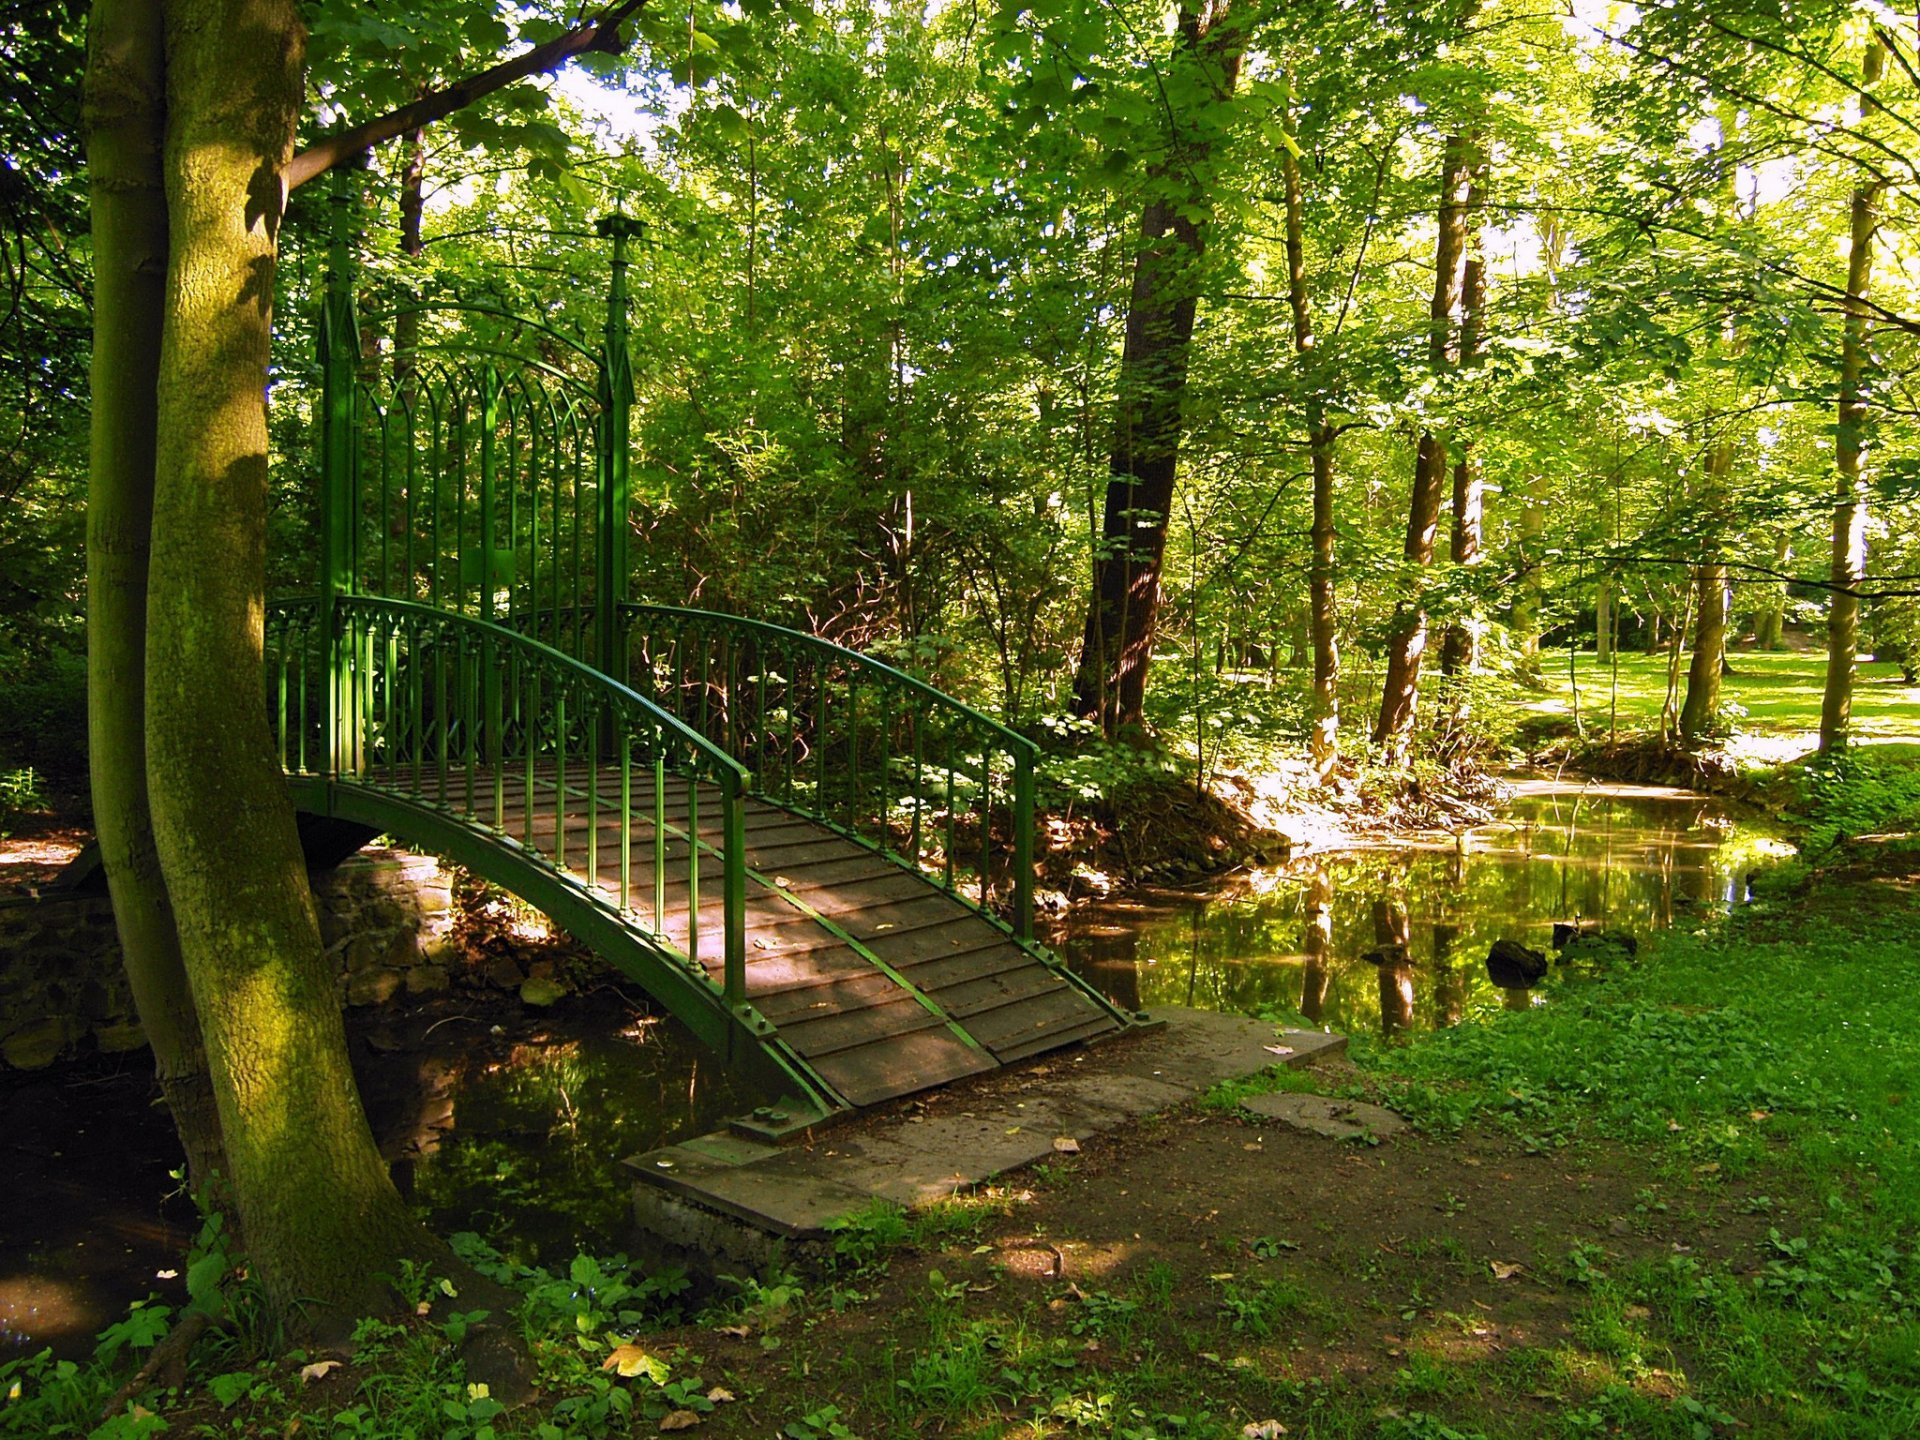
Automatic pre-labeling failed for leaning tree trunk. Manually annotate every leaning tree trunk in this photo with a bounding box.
[83,0,229,1198]
[1281,106,1340,781]
[1821,41,1884,754]
[1374,128,1472,761]
[1071,0,1247,735]
[147,0,439,1332]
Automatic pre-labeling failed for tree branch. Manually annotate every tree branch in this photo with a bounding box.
[286,0,650,193]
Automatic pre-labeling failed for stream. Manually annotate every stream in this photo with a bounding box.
[1057,776,1791,1038]
[0,777,1787,1360]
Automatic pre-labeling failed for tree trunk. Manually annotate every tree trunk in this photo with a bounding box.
[1071,0,1247,735]
[391,125,426,375]
[147,0,437,1332]
[84,0,230,1199]
[1753,532,1789,651]
[1374,129,1472,761]
[1439,220,1486,687]
[1679,555,1729,744]
[1281,104,1339,782]
[1821,41,1884,754]
[1510,478,1546,668]
[1595,577,1614,664]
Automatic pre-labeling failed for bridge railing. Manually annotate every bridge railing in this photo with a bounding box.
[266,594,752,1008]
[617,604,1037,940]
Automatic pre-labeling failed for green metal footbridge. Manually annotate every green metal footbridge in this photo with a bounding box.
[265,206,1130,1128]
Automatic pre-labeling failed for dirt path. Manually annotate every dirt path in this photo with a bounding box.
[642,1056,1782,1438]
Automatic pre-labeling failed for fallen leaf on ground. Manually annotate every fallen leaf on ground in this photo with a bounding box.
[659,1410,702,1431]
[1490,1261,1523,1281]
[706,1387,735,1404]
[1052,1136,1080,1153]
[299,1361,341,1384]
[1243,1418,1288,1438]
[602,1344,670,1382]
[1263,1045,1295,1057]
[716,1324,751,1338]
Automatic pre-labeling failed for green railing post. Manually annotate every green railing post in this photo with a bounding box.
[1013,745,1036,941]
[318,172,361,778]
[594,212,641,680]
[721,768,747,1013]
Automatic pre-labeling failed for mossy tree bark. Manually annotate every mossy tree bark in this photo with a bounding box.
[83,0,229,1198]
[145,0,438,1330]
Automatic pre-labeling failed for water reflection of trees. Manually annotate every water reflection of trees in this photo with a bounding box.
[1060,790,1779,1040]
[354,1009,759,1267]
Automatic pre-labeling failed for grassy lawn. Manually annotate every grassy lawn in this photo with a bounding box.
[1521,651,1920,749]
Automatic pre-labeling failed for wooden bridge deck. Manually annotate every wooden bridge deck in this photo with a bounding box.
[413,765,1123,1108]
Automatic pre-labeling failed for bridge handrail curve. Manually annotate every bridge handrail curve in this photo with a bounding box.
[624,604,1038,762]
[355,300,603,366]
[619,602,1037,940]
[266,593,752,1009]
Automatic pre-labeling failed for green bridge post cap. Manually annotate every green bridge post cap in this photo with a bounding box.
[594,212,647,241]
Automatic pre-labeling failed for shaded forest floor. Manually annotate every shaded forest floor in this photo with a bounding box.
[14,837,1916,1439]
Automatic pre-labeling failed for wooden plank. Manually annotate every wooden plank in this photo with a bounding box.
[805,1029,996,1108]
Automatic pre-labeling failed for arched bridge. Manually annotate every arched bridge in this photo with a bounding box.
[260,204,1130,1128]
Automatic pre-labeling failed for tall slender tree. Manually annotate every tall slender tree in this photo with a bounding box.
[1819,37,1885,754]
[1071,0,1251,735]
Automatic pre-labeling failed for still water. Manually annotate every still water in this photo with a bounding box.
[1057,778,1790,1040]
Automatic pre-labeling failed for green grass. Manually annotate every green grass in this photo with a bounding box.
[1361,871,1920,1437]
[1522,650,1920,746]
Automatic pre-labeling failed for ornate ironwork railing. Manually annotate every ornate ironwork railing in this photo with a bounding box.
[267,594,751,1007]
[618,604,1037,941]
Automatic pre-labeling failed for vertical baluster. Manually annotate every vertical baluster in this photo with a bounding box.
[979,734,993,910]
[275,635,289,772]
[685,776,701,971]
[587,710,600,888]
[410,621,425,795]
[783,643,797,806]
[434,632,448,802]
[1014,744,1035,941]
[944,729,956,891]
[877,688,892,854]
[386,621,400,786]
[814,663,828,819]
[721,767,745,1010]
[847,671,860,836]
[754,646,768,786]
[523,666,538,851]
[696,629,711,741]
[463,633,478,818]
[910,711,924,867]
[555,686,569,869]
[490,632,505,830]
[620,728,632,913]
[653,746,666,933]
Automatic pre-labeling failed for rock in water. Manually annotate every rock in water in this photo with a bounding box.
[1486,939,1548,988]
